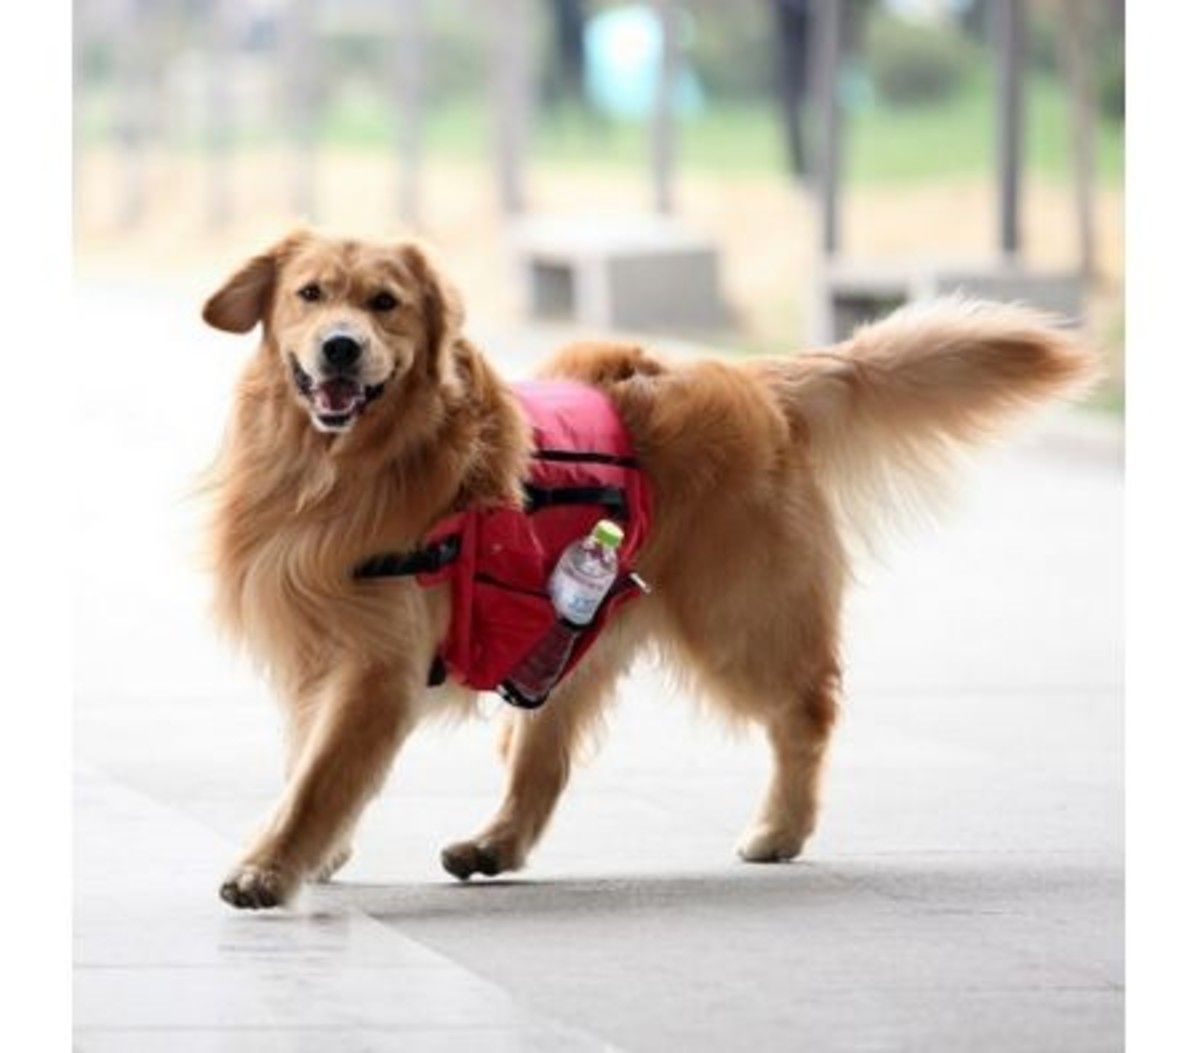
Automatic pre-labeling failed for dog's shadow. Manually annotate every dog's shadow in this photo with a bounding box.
[289,855,1112,923]
[301,862,860,921]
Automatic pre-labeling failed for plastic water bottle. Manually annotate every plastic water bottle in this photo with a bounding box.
[549,518,624,628]
[502,520,625,707]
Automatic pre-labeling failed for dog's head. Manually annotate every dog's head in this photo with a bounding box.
[202,229,463,434]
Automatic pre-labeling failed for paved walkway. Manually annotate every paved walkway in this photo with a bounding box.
[74,283,1122,1051]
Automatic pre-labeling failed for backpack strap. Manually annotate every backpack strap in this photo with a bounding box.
[522,483,628,519]
[352,533,462,580]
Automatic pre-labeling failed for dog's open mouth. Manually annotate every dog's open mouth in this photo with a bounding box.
[289,355,388,432]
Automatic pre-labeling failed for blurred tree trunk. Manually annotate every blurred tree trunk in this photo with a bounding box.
[651,0,679,214]
[115,0,151,228]
[811,0,844,255]
[282,0,317,220]
[773,0,811,179]
[492,0,535,215]
[393,0,424,226]
[73,3,89,228]
[1058,0,1097,280]
[205,0,235,229]
[994,0,1027,258]
[547,0,587,106]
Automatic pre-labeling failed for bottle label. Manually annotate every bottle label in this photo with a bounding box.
[548,535,619,626]
[550,570,609,626]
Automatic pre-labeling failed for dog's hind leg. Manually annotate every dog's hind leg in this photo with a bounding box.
[219,663,417,909]
[440,638,628,880]
[657,562,842,865]
[735,671,839,863]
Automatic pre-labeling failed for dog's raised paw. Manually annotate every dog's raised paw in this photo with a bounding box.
[737,826,806,864]
[219,862,296,909]
[440,840,504,881]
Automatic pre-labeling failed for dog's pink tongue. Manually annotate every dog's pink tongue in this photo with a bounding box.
[316,378,359,413]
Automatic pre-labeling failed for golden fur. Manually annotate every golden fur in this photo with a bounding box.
[203,229,1094,908]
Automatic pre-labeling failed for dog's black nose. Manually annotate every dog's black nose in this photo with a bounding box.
[322,335,362,370]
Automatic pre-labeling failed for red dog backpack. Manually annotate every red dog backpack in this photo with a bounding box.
[354,380,653,706]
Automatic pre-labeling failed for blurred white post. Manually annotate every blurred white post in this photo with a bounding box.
[282,0,317,220]
[114,0,149,228]
[1058,0,1097,281]
[812,0,844,256]
[205,0,235,229]
[492,0,534,215]
[651,0,679,215]
[393,0,425,226]
[995,0,1026,259]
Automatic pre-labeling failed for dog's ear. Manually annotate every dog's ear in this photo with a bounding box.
[399,242,464,381]
[202,229,309,334]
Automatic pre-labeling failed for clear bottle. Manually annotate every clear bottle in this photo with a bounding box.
[502,520,625,707]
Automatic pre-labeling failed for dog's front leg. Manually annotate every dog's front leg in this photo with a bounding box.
[441,641,625,880]
[278,685,355,883]
[220,664,417,909]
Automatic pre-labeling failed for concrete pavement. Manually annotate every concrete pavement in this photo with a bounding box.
[74,282,1122,1051]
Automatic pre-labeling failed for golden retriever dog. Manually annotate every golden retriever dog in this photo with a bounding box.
[202,229,1092,909]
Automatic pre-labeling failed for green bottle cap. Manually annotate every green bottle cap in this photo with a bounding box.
[591,519,624,550]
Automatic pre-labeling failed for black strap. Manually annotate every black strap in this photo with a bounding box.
[352,479,628,579]
[533,449,640,469]
[523,484,628,519]
[353,534,462,580]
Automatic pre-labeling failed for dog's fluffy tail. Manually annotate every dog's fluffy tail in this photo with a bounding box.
[761,297,1098,544]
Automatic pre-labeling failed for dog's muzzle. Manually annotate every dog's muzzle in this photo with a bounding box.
[289,354,389,433]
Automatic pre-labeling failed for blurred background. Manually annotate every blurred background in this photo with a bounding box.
[73,0,1124,408]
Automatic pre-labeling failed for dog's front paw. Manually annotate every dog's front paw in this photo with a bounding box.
[219,861,298,910]
[440,838,516,881]
[737,825,806,864]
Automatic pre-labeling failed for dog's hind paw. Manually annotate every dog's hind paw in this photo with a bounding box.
[737,825,806,864]
[219,862,298,910]
[440,839,507,881]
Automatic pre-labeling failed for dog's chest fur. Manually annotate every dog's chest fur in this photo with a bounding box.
[209,342,529,695]
[212,421,445,691]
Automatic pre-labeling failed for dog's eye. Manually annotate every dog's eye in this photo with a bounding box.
[298,283,322,303]
[368,291,398,312]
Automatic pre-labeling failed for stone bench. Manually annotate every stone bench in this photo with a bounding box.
[811,258,1085,344]
[511,214,730,334]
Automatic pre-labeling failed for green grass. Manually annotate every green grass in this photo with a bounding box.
[79,66,1123,188]
[316,66,1123,187]
[845,68,1123,185]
